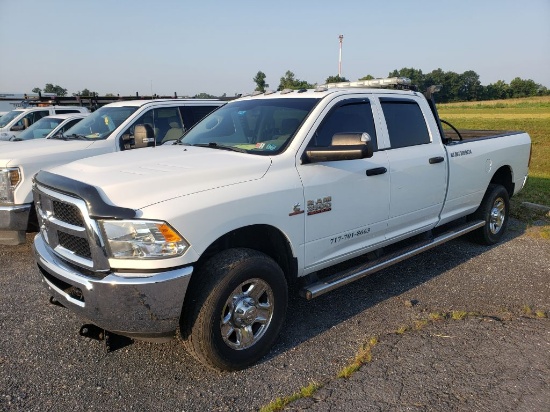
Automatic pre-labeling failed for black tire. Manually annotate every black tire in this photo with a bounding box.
[469,184,510,245]
[180,248,288,371]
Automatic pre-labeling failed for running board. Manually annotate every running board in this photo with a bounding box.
[301,220,485,300]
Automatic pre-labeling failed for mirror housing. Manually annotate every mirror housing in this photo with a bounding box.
[133,124,155,148]
[303,132,374,163]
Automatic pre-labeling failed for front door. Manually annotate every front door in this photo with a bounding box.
[298,97,390,271]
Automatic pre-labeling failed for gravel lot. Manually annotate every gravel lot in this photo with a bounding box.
[1,219,548,411]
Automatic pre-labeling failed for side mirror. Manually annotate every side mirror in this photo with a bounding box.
[133,124,155,148]
[304,132,374,163]
[10,125,25,131]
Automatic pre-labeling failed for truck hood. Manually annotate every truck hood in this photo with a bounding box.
[49,145,272,210]
[0,138,100,167]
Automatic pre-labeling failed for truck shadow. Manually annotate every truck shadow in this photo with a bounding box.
[262,218,529,364]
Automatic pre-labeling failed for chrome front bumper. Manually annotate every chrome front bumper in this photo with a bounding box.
[32,233,193,339]
[0,204,31,244]
[0,203,31,230]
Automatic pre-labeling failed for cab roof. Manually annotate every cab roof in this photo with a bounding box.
[101,98,225,108]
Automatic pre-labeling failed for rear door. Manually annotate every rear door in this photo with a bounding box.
[379,96,447,240]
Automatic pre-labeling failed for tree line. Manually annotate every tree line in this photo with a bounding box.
[32,84,113,97]
[253,68,549,103]
[30,67,549,104]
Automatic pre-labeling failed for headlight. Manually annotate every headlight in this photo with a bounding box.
[99,219,189,259]
[0,167,21,204]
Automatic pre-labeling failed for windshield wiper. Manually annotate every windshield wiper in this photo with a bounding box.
[191,142,247,153]
[51,133,89,140]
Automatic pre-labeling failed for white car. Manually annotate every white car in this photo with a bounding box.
[0,106,89,141]
[1,113,89,143]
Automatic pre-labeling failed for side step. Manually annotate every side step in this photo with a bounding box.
[301,220,485,300]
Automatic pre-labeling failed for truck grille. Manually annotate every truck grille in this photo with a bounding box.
[33,183,109,273]
[52,200,85,227]
[57,231,92,259]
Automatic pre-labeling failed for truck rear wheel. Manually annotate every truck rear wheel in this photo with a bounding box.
[180,248,288,371]
[470,183,510,245]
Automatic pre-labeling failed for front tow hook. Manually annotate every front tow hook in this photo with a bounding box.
[79,324,133,352]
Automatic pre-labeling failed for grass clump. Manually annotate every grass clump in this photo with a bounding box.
[535,310,548,318]
[521,305,548,319]
[259,381,321,412]
[337,337,378,379]
[428,312,446,321]
[414,319,429,330]
[451,310,468,320]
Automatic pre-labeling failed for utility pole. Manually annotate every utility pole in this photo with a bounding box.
[338,34,344,77]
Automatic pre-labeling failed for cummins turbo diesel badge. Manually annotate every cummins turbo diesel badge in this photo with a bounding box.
[307,197,332,215]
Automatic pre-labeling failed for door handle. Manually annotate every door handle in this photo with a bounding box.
[429,156,445,164]
[366,167,387,176]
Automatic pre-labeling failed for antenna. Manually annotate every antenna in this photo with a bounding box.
[338,34,344,77]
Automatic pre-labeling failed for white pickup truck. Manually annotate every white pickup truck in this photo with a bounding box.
[0,106,89,141]
[0,112,89,144]
[0,99,224,244]
[31,78,531,371]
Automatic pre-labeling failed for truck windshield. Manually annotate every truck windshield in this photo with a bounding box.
[180,98,319,155]
[0,110,24,128]
[63,106,138,139]
[15,117,63,140]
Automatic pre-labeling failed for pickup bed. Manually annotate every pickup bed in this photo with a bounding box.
[31,78,531,370]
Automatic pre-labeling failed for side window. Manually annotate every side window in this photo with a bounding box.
[16,110,49,127]
[122,109,158,144]
[55,109,81,114]
[157,107,184,144]
[380,99,430,149]
[308,101,377,150]
[179,105,220,130]
[60,118,82,133]
[33,110,50,123]
[121,107,186,147]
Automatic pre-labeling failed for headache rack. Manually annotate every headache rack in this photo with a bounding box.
[320,77,416,91]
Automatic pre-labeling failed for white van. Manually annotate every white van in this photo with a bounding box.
[0,106,89,141]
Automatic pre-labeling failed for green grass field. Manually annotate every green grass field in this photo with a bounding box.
[437,96,550,230]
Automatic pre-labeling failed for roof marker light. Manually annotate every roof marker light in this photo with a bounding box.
[323,77,413,89]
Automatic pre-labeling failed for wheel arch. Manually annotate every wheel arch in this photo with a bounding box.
[490,165,514,197]
[192,224,298,286]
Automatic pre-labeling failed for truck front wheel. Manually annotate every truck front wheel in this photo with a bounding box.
[470,183,510,245]
[181,248,288,371]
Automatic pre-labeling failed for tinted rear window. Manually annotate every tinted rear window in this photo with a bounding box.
[381,99,430,149]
